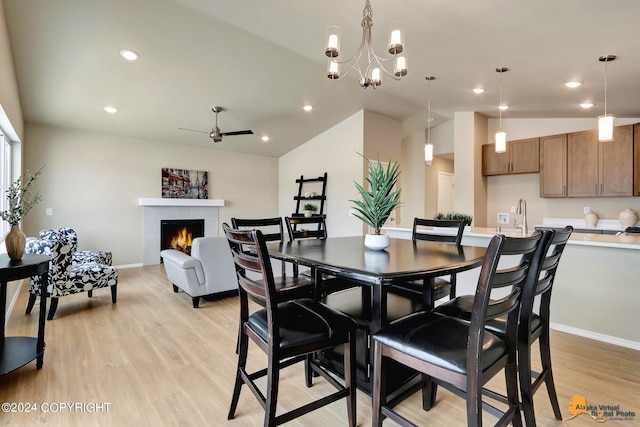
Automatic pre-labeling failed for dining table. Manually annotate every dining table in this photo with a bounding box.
[266,235,487,394]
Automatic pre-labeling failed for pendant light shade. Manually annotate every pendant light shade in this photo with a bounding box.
[425,76,435,165]
[424,143,433,165]
[495,67,508,153]
[495,131,507,153]
[598,55,616,142]
[598,115,614,142]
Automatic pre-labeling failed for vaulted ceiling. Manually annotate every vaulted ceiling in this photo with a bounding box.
[4,0,640,157]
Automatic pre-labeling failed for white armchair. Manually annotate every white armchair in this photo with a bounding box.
[160,236,237,308]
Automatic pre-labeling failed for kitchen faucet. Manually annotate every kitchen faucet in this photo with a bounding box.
[516,198,527,235]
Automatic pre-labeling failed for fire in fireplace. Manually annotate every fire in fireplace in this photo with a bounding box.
[160,219,205,256]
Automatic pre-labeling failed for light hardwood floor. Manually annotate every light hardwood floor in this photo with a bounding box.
[1,265,638,426]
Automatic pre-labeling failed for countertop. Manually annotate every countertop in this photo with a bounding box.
[384,225,640,250]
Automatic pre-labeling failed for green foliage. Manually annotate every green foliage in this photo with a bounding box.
[350,155,402,234]
[302,203,317,211]
[434,211,473,226]
[0,166,45,227]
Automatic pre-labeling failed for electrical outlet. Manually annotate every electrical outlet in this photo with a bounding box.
[497,213,509,224]
[45,208,53,216]
[583,207,591,214]
[510,206,517,213]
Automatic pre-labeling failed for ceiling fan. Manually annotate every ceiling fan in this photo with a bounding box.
[178,106,254,142]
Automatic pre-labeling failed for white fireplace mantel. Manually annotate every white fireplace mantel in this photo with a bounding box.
[139,198,225,265]
[139,198,225,207]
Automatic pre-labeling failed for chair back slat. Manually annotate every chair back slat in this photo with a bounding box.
[285,216,327,241]
[412,218,465,245]
[223,223,278,309]
[231,217,285,243]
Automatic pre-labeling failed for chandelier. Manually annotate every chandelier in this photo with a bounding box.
[325,0,407,89]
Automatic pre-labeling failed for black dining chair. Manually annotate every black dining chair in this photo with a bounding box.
[284,215,327,241]
[231,217,311,300]
[223,223,358,427]
[387,218,466,308]
[372,231,544,427]
[435,227,572,426]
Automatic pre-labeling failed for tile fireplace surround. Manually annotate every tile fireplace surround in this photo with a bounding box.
[139,198,224,265]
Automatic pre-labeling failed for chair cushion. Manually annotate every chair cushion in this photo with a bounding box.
[373,311,506,375]
[389,277,452,302]
[434,296,542,336]
[247,298,357,350]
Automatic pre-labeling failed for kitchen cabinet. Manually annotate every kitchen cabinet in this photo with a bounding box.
[599,124,634,197]
[539,134,567,198]
[567,125,633,197]
[567,129,598,197]
[482,137,539,176]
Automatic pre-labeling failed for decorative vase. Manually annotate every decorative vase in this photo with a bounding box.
[618,208,638,229]
[5,226,27,261]
[364,233,389,251]
[584,211,599,228]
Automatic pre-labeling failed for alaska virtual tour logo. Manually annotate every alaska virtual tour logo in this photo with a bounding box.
[567,396,636,423]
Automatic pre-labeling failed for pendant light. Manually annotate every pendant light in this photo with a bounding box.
[598,55,616,142]
[495,67,508,153]
[425,76,435,166]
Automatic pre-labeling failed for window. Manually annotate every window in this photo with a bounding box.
[0,131,11,236]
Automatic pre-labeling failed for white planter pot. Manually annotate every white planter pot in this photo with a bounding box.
[364,233,389,251]
[303,210,313,218]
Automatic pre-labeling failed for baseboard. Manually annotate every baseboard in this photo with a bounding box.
[550,322,640,351]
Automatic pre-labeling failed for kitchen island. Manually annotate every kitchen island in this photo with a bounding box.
[384,224,640,349]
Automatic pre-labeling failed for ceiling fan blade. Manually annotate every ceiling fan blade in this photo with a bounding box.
[177,127,210,134]
[221,130,254,136]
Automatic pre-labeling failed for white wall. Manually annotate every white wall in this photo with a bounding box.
[278,110,364,237]
[23,123,279,265]
[0,0,23,141]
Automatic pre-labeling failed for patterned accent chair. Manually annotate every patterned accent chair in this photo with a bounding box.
[39,227,113,266]
[25,230,118,320]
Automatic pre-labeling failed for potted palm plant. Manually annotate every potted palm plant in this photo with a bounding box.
[351,155,402,250]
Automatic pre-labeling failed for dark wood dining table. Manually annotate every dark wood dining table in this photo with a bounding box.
[267,235,486,331]
[266,236,487,394]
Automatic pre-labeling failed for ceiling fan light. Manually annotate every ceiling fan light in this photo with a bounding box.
[598,114,615,142]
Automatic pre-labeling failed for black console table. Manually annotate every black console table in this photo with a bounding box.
[0,254,50,375]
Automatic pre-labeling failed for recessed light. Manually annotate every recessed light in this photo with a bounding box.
[119,49,139,61]
[580,102,595,109]
[564,81,583,89]
[103,106,118,114]
[498,105,509,111]
[472,88,485,94]
[303,105,313,112]
[261,136,270,142]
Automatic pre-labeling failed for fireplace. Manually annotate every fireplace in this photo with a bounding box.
[160,219,205,257]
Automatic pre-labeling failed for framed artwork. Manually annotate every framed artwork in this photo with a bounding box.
[161,168,208,199]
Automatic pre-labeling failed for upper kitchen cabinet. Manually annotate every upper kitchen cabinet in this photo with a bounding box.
[567,125,634,197]
[482,137,539,176]
[599,125,634,197]
[539,134,567,197]
[567,129,598,197]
